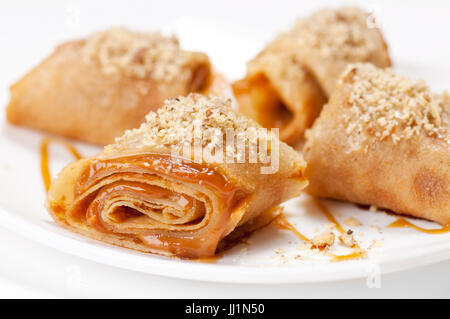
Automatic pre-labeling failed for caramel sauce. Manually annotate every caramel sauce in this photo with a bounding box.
[358,204,450,235]
[194,252,225,264]
[313,198,345,235]
[233,74,293,131]
[314,198,366,260]
[388,218,450,234]
[70,153,247,258]
[273,200,351,243]
[331,250,367,262]
[40,138,82,192]
[275,216,310,242]
[85,181,197,233]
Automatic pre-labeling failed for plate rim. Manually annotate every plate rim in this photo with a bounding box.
[1,204,450,284]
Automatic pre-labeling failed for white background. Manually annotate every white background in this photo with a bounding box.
[1,0,450,298]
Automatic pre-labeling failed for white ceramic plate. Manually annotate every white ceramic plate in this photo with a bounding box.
[0,17,449,284]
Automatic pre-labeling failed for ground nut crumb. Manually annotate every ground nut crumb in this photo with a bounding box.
[106,94,287,165]
[341,63,450,146]
[83,27,203,82]
[311,231,335,249]
[340,229,357,248]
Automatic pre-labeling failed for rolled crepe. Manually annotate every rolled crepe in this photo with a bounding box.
[47,94,307,258]
[303,63,450,225]
[6,28,212,145]
[233,7,391,145]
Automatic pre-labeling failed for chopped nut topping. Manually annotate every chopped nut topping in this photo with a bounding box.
[341,63,450,145]
[105,94,280,164]
[291,7,378,61]
[248,7,385,82]
[83,27,198,82]
[311,231,335,249]
[340,229,357,248]
[344,217,362,227]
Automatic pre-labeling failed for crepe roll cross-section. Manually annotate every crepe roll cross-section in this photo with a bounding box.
[303,63,450,225]
[46,94,307,258]
[6,28,213,145]
[233,7,391,145]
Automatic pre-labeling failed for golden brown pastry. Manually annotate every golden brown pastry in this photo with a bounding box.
[233,7,391,145]
[46,94,307,258]
[6,28,212,145]
[303,63,450,225]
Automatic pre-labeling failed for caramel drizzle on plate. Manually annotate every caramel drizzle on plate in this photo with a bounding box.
[331,250,368,262]
[275,199,366,262]
[40,138,82,192]
[313,198,345,235]
[388,218,450,234]
[196,201,450,264]
[275,216,310,242]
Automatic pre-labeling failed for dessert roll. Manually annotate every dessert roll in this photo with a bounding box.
[303,63,450,225]
[47,94,307,258]
[233,7,391,145]
[6,28,212,145]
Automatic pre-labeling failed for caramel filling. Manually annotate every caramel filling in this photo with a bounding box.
[69,153,247,258]
[233,75,294,138]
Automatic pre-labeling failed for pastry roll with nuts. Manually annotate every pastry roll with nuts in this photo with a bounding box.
[233,7,391,145]
[6,28,212,145]
[46,94,307,258]
[303,63,450,225]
